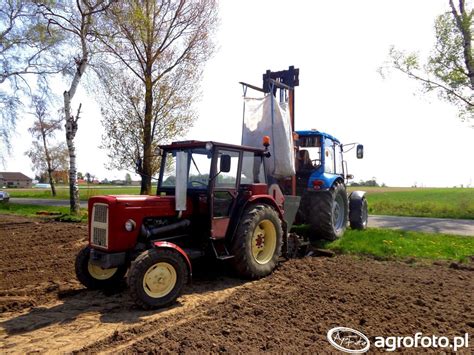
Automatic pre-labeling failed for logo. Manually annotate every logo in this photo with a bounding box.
[327,327,370,353]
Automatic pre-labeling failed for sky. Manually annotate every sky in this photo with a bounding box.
[4,0,474,187]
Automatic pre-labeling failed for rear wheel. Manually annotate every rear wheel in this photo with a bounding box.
[75,246,127,289]
[230,204,283,279]
[128,249,188,309]
[307,182,349,240]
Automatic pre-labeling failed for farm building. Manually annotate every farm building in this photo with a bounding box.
[0,172,33,188]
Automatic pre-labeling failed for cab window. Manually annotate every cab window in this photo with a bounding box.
[215,149,239,188]
[241,151,265,184]
[324,138,335,174]
[335,144,344,175]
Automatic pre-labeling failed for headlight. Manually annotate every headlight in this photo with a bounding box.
[125,219,136,232]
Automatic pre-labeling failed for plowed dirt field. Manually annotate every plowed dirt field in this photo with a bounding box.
[0,214,473,353]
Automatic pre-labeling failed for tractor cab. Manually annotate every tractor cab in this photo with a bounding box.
[295,130,363,193]
[156,140,282,245]
[295,130,344,193]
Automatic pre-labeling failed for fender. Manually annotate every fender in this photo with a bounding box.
[349,190,366,201]
[348,190,366,223]
[152,241,192,278]
[246,195,284,219]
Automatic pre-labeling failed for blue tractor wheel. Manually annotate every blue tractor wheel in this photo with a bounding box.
[307,182,349,241]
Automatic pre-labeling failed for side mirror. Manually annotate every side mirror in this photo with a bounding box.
[356,144,364,159]
[220,154,231,173]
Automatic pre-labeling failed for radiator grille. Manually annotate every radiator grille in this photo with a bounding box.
[93,204,108,223]
[92,227,107,247]
[91,203,108,248]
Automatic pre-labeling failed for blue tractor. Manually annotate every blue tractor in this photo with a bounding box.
[241,67,368,241]
[294,129,368,240]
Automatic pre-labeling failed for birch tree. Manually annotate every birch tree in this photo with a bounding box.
[0,0,64,164]
[97,0,218,194]
[26,94,62,196]
[38,0,114,214]
[383,0,473,121]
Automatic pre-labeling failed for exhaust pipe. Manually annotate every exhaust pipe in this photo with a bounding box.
[142,219,191,238]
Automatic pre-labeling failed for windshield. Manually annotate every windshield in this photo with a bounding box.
[160,148,212,189]
[297,135,322,169]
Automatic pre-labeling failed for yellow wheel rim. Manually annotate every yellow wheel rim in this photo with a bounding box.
[88,262,117,280]
[143,262,177,298]
[251,219,277,265]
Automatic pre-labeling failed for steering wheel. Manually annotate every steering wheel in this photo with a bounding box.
[188,180,207,187]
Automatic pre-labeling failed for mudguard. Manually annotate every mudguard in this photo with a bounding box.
[153,241,192,278]
[348,190,367,224]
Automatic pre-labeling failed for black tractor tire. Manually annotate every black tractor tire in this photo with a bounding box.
[350,197,368,230]
[307,182,349,241]
[230,204,283,279]
[75,246,127,290]
[128,248,188,310]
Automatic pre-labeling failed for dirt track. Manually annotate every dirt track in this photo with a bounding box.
[0,214,473,353]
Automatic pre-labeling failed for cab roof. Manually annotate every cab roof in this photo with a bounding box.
[296,130,340,144]
[159,140,266,154]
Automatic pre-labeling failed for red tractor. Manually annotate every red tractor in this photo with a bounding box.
[75,140,296,309]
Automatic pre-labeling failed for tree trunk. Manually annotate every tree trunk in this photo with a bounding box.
[449,0,474,89]
[65,93,81,214]
[141,68,154,195]
[47,168,57,197]
[64,53,87,214]
[40,126,56,197]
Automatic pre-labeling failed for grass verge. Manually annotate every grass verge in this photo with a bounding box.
[0,203,87,222]
[292,225,474,262]
[351,187,474,220]
[5,186,142,200]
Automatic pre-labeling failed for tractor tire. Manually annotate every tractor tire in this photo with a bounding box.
[350,197,368,230]
[230,204,283,279]
[128,248,188,310]
[75,246,127,290]
[308,182,349,241]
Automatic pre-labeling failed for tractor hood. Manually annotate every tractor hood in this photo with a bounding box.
[87,195,194,252]
[88,194,193,216]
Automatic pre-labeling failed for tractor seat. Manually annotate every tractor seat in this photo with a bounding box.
[297,149,313,171]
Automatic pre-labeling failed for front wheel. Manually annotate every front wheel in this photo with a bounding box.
[230,204,283,279]
[128,249,188,309]
[350,197,368,230]
[75,246,127,289]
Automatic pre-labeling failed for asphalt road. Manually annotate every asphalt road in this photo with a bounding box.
[368,215,474,237]
[10,198,88,208]
[8,198,474,236]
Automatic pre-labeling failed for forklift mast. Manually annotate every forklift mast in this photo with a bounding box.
[262,66,299,131]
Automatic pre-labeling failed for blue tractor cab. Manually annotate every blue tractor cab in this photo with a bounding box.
[296,130,345,192]
[294,129,367,239]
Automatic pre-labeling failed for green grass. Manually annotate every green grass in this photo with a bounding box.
[292,225,474,262]
[348,187,474,220]
[5,186,141,200]
[0,202,87,222]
